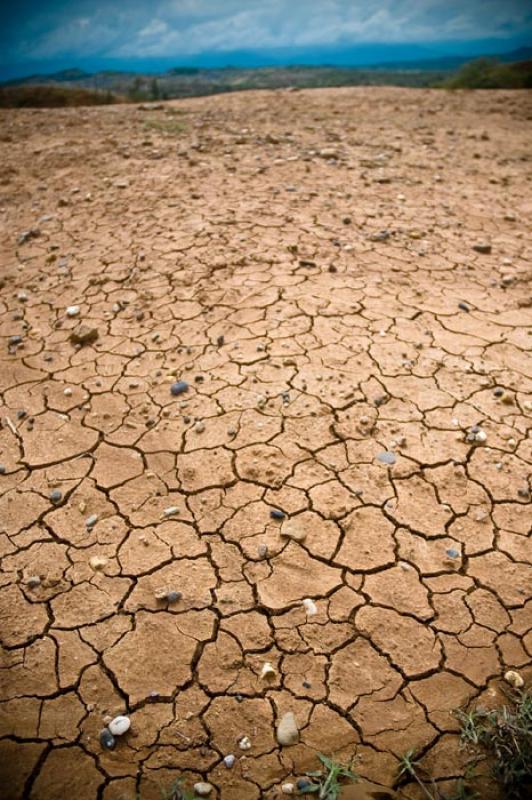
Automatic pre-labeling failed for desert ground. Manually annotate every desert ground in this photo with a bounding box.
[0,86,531,799]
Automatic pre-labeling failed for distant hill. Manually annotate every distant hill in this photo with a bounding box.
[1,46,530,105]
[2,44,531,88]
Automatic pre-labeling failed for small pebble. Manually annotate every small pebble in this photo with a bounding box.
[170,381,189,396]
[377,451,396,465]
[85,514,98,529]
[472,242,492,254]
[276,712,299,746]
[49,489,62,504]
[66,305,80,317]
[194,421,205,434]
[260,662,276,680]
[239,735,251,750]
[108,715,131,736]
[258,543,269,559]
[302,598,318,616]
[166,590,182,604]
[99,728,116,750]
[8,335,23,346]
[296,779,314,792]
[89,556,108,571]
[64,387,73,396]
[223,754,235,769]
[446,548,460,559]
[281,784,295,795]
[26,575,41,588]
[458,302,469,312]
[0,465,6,475]
[193,784,213,798]
[217,335,225,346]
[270,509,285,520]
[163,506,180,518]
[504,670,524,689]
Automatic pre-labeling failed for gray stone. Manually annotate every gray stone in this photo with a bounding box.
[276,712,299,746]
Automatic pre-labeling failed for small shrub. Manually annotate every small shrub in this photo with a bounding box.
[0,84,122,108]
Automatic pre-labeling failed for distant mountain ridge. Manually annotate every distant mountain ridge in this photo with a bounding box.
[2,44,531,86]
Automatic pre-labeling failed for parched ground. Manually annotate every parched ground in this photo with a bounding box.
[0,86,531,800]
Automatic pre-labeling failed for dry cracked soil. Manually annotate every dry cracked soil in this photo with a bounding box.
[0,86,531,800]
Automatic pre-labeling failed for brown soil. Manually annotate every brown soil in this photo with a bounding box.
[0,87,531,800]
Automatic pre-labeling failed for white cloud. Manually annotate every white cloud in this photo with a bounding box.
[8,0,532,61]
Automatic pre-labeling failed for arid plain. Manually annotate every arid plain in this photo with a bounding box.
[0,86,531,799]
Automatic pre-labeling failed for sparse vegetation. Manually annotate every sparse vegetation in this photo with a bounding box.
[396,749,478,800]
[0,84,122,108]
[396,691,532,799]
[456,691,532,798]
[442,57,532,89]
[143,118,187,136]
[160,777,194,800]
[304,752,358,798]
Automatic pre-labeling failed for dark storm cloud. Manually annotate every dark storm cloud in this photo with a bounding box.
[3,0,532,62]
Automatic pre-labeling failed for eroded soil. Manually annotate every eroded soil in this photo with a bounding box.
[0,87,531,800]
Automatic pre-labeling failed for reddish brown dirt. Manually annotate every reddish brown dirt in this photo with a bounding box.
[0,87,531,800]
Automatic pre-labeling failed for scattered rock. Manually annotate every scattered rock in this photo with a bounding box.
[99,728,116,750]
[458,302,470,312]
[472,242,492,254]
[260,662,276,680]
[504,670,524,689]
[108,715,131,736]
[223,754,235,768]
[163,506,180,518]
[281,784,295,795]
[26,575,41,588]
[89,556,108,571]
[0,465,6,475]
[270,508,286,521]
[166,590,182,604]
[302,598,318,617]
[276,712,299,746]
[193,784,213,797]
[49,489,62,504]
[85,514,99,529]
[66,305,80,317]
[8,335,23,346]
[170,380,189,396]
[239,735,251,750]
[377,451,396,465]
[70,324,99,346]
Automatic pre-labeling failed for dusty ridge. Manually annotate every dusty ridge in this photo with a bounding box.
[0,87,531,799]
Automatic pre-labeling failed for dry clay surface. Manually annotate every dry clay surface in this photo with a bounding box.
[0,87,531,800]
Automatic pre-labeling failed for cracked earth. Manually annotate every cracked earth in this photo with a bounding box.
[0,87,531,800]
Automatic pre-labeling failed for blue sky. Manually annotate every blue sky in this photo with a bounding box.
[2,1,532,77]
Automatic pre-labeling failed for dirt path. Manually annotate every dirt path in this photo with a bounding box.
[0,87,531,800]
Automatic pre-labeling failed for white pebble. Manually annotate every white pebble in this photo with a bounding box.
[63,388,73,396]
[163,506,179,518]
[302,598,317,617]
[66,305,80,317]
[239,735,251,750]
[223,754,235,768]
[108,715,131,736]
[282,784,295,795]
[260,662,276,680]
[504,670,524,689]
[193,783,213,797]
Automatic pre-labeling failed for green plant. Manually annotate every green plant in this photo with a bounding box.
[456,690,532,799]
[304,752,358,798]
[397,750,478,800]
[160,777,195,800]
[143,118,187,135]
